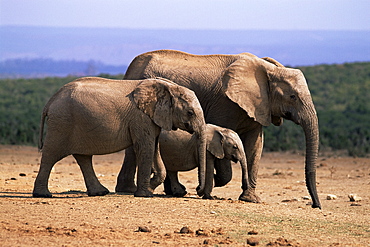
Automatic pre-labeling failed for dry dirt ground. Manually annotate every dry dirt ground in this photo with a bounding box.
[0,145,369,246]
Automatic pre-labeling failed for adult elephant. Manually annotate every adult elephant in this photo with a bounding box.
[116,50,321,209]
[33,77,207,198]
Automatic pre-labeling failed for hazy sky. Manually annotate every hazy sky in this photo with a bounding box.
[1,0,369,30]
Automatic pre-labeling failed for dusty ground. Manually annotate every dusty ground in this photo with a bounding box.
[0,145,369,246]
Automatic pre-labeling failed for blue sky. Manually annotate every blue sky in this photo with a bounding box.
[1,0,369,30]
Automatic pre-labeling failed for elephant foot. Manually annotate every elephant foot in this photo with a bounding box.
[172,189,187,197]
[202,194,214,200]
[32,188,52,198]
[164,178,187,197]
[87,187,110,196]
[134,189,154,198]
[238,189,261,203]
[115,184,137,193]
[169,183,187,197]
[196,185,204,197]
[33,192,53,198]
[164,186,173,195]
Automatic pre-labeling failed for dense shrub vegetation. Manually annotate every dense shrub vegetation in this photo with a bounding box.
[1,63,369,156]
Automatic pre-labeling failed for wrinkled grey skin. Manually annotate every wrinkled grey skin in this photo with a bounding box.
[157,124,248,199]
[116,50,321,209]
[33,77,207,198]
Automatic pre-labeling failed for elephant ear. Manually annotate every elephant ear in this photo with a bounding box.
[262,57,284,126]
[207,128,225,159]
[132,79,174,131]
[222,58,271,126]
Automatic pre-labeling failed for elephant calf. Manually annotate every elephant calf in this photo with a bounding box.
[157,123,248,199]
[33,77,207,198]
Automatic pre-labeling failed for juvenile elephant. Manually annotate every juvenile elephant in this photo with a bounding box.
[116,50,321,209]
[158,124,247,199]
[33,77,207,198]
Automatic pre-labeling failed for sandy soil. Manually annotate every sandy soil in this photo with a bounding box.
[0,145,369,246]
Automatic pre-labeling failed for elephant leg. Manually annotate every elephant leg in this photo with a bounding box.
[115,147,137,193]
[163,175,173,195]
[167,171,187,197]
[163,175,186,195]
[33,153,61,198]
[214,159,232,187]
[238,126,263,203]
[202,154,216,199]
[134,142,155,197]
[73,154,109,196]
[150,141,166,191]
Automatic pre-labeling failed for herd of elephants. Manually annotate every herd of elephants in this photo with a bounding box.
[32,49,321,209]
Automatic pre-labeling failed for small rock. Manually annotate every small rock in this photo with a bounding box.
[350,203,362,206]
[326,194,337,200]
[302,196,310,200]
[318,162,328,167]
[210,211,217,214]
[281,198,299,203]
[196,228,210,236]
[267,237,298,246]
[179,226,193,234]
[137,226,151,232]
[248,230,258,235]
[19,173,26,177]
[46,226,55,233]
[211,227,225,235]
[348,194,362,202]
[247,237,260,246]
[273,170,283,175]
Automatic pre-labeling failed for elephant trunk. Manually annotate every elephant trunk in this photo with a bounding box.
[301,112,321,209]
[239,154,249,192]
[195,121,207,196]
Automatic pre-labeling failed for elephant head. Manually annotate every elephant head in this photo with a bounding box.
[222,57,321,208]
[133,78,207,194]
[206,124,249,192]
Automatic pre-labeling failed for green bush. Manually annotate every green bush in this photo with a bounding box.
[1,63,369,157]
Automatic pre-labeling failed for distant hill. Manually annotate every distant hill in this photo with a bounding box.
[1,26,369,77]
[0,58,127,78]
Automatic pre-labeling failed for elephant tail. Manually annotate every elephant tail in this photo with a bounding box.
[38,108,47,151]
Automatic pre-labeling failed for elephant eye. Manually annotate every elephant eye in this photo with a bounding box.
[290,95,297,101]
[187,109,195,117]
[233,145,238,149]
